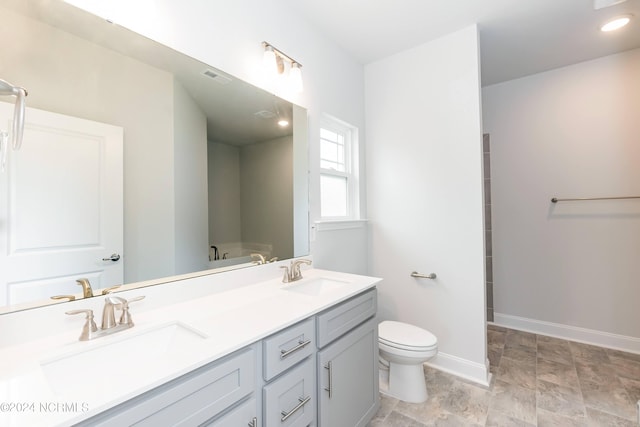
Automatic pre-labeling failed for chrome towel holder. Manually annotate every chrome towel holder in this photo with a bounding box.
[551,195,640,203]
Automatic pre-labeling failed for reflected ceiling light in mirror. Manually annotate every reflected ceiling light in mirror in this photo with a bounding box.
[600,14,633,31]
[262,42,303,93]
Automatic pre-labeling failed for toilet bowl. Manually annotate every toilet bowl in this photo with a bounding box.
[378,320,438,403]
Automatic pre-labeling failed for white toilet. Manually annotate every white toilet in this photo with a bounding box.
[378,320,438,403]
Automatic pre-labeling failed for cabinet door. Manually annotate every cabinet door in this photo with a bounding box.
[204,397,258,427]
[317,317,378,427]
[264,357,315,427]
[76,347,255,426]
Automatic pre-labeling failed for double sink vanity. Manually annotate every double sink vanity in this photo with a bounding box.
[0,260,380,426]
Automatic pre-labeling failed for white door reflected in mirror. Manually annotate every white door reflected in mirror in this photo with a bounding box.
[0,102,124,306]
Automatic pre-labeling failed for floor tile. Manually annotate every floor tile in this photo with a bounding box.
[485,408,536,426]
[438,381,492,424]
[488,329,506,347]
[580,378,637,420]
[502,345,536,366]
[537,357,580,389]
[568,341,609,364]
[618,376,640,402]
[537,338,573,365]
[504,330,536,349]
[372,327,640,427]
[373,410,428,427]
[608,354,640,381]
[489,380,537,425]
[496,357,536,390]
[536,379,585,419]
[585,406,638,427]
[536,408,587,427]
[370,393,398,423]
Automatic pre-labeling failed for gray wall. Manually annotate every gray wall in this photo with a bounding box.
[208,142,242,246]
[174,81,209,275]
[208,136,294,261]
[483,48,640,349]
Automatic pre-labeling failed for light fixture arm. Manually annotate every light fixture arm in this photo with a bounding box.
[0,78,28,151]
[262,42,302,68]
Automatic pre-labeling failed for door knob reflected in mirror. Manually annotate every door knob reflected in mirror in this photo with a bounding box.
[102,253,121,262]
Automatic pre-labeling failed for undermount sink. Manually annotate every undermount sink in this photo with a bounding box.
[41,322,207,396]
[284,277,350,296]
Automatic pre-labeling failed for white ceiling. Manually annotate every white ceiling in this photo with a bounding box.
[281,0,640,86]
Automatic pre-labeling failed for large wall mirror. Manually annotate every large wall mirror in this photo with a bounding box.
[0,0,309,313]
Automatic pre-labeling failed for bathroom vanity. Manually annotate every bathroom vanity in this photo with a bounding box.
[0,263,380,427]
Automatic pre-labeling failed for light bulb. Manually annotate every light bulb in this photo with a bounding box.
[600,15,632,32]
[278,119,289,127]
[263,45,277,75]
[290,62,303,93]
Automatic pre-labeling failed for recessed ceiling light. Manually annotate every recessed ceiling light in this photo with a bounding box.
[278,119,290,127]
[600,14,633,31]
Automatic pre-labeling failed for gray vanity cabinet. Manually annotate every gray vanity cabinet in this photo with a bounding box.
[71,288,378,427]
[261,317,316,426]
[263,357,316,426]
[76,346,258,426]
[316,289,379,427]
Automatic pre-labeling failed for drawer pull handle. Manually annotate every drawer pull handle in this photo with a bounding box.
[280,396,311,422]
[280,339,311,359]
[324,361,333,398]
[248,416,258,427]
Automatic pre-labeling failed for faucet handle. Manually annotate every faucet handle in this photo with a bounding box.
[290,259,312,281]
[51,295,76,302]
[101,285,121,295]
[280,265,291,283]
[66,309,98,341]
[107,295,145,326]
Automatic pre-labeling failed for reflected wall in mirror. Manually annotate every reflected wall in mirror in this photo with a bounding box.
[0,0,309,313]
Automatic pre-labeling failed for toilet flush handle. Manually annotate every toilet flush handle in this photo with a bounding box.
[411,271,437,279]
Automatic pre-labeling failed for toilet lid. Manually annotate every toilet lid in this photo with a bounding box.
[378,321,437,351]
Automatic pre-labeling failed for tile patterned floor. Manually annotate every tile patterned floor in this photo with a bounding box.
[370,325,640,426]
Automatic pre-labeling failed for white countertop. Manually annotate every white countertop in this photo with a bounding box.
[0,267,380,426]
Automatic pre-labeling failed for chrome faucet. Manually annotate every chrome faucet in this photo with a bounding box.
[66,295,145,341]
[251,253,266,265]
[252,253,279,265]
[281,259,312,283]
[75,278,94,298]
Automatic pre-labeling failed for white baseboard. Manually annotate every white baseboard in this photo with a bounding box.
[425,352,491,387]
[493,312,640,355]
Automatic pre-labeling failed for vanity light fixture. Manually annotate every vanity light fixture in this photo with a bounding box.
[0,79,27,150]
[289,62,303,93]
[600,14,633,31]
[262,42,303,93]
[0,78,28,172]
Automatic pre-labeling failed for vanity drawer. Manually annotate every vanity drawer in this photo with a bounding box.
[263,356,315,427]
[317,288,377,348]
[263,317,315,381]
[80,347,256,427]
[204,397,258,427]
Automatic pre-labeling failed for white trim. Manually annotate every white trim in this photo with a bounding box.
[493,312,640,355]
[425,352,491,387]
[314,219,368,232]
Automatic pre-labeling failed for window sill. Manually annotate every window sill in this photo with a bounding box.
[314,219,368,232]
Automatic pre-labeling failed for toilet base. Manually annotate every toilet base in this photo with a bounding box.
[379,361,428,403]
